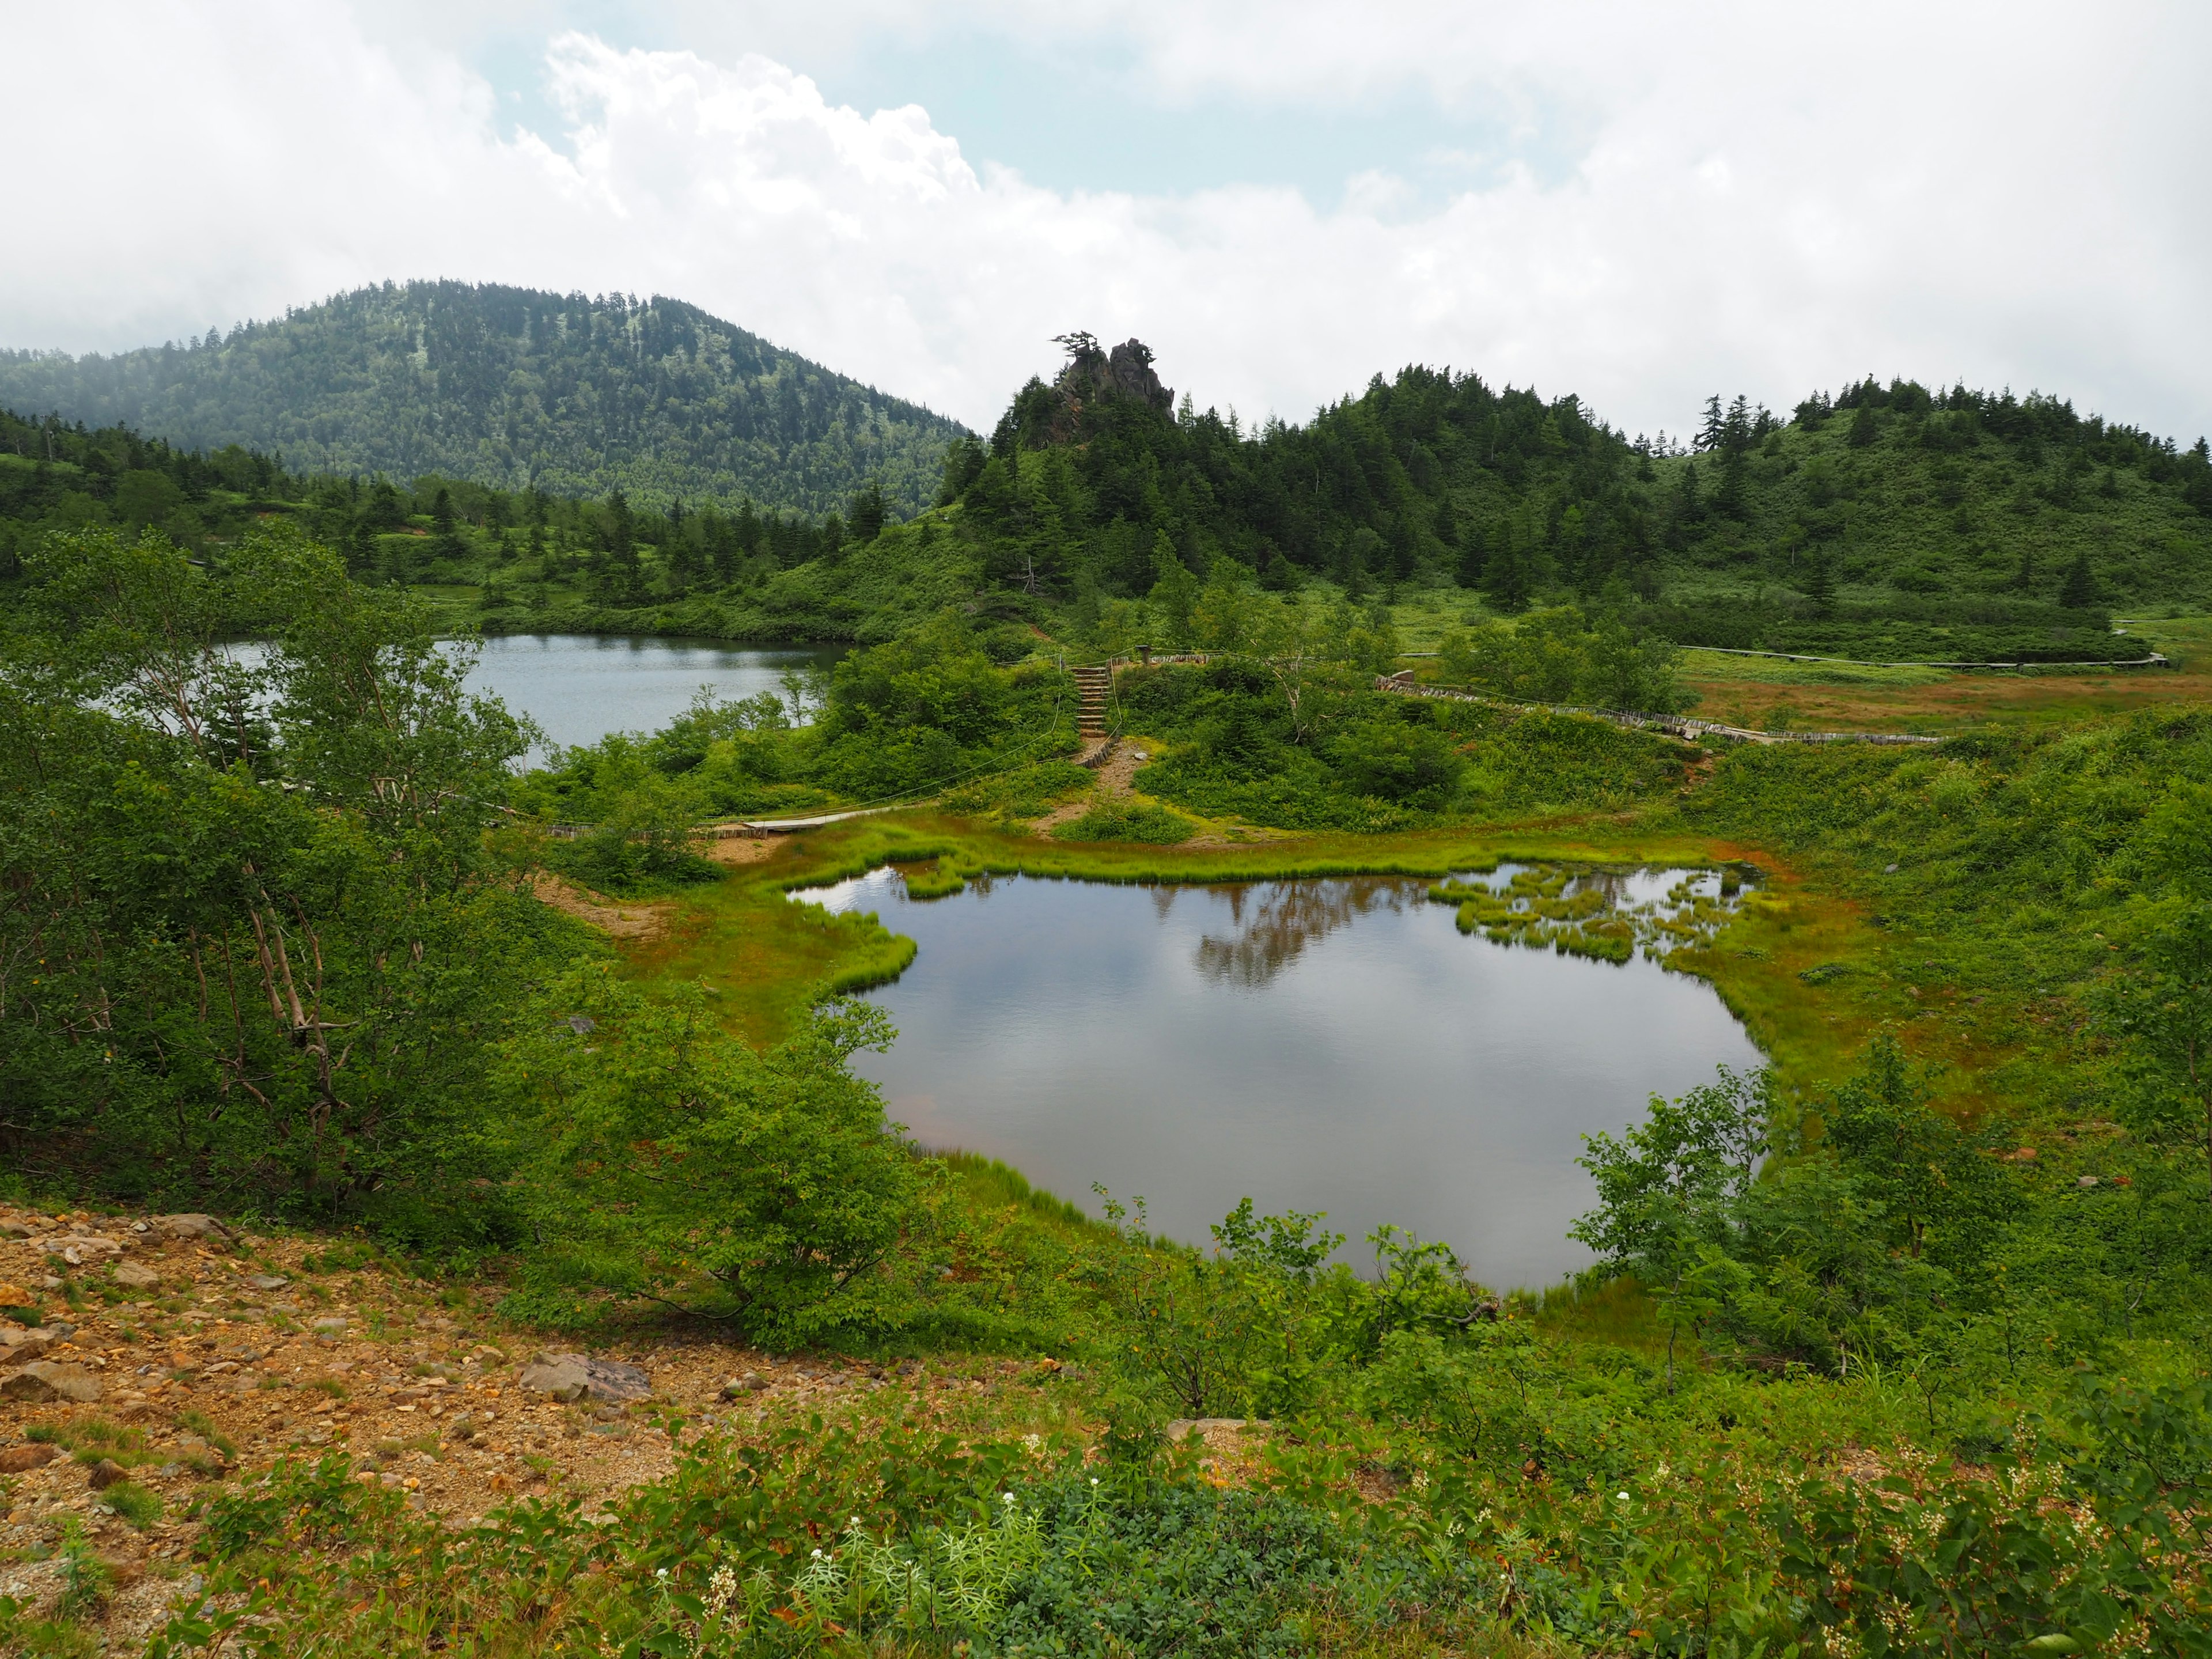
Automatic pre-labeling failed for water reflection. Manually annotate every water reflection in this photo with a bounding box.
[1194,878,1415,988]
[795,866,1764,1287]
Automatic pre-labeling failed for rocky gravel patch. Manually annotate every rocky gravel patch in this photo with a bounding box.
[0,1200,1022,1645]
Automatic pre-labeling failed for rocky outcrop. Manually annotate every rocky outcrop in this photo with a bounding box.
[1053,332,1173,414]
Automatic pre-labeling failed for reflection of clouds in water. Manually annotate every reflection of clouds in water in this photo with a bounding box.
[791,867,1762,1286]
[1192,878,1418,989]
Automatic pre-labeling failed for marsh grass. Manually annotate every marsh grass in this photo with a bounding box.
[940,1152,1098,1234]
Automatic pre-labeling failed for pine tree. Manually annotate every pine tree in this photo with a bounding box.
[1805,551,1834,616]
[2060,550,2096,609]
[849,479,887,542]
[1723,394,1752,456]
[1484,526,1529,613]
[1695,395,1726,452]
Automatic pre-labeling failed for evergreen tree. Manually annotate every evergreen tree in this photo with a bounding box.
[1456,522,1487,589]
[849,479,888,543]
[1805,551,1834,616]
[1722,395,1753,456]
[1695,395,1726,452]
[2060,550,2097,608]
[601,489,641,600]
[1484,525,1529,613]
[430,487,466,562]
[1148,533,1199,644]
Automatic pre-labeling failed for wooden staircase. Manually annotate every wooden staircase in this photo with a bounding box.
[1072,664,1113,738]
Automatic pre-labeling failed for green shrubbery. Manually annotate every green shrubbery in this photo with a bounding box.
[513,608,1080,856]
[1433,603,1687,713]
[1048,800,1196,843]
[497,977,936,1344]
[1120,658,1691,830]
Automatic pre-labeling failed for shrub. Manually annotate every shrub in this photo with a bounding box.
[501,976,935,1343]
[1049,801,1196,844]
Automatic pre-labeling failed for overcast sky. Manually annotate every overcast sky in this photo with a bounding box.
[7,2,2207,442]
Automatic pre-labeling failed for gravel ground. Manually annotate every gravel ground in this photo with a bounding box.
[0,1200,972,1645]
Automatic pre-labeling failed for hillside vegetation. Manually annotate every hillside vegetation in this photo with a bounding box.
[8,326,2212,672]
[0,282,965,518]
[9,313,2212,666]
[10,519,2212,1653]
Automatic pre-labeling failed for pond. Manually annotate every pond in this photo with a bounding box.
[464,635,843,757]
[799,865,1764,1289]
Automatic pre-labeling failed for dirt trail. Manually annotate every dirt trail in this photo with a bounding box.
[1032,739,1153,834]
[528,873,672,941]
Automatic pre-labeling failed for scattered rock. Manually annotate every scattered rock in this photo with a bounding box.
[0,1282,29,1305]
[518,1353,652,1405]
[310,1317,349,1336]
[0,1330,59,1363]
[718,1373,768,1398]
[0,1443,60,1472]
[88,1457,128,1490]
[0,1222,32,1240]
[157,1214,229,1241]
[244,1274,290,1291]
[2078,1175,2101,1189]
[55,1237,123,1265]
[1165,1417,1252,1442]
[2,1361,102,1403]
[113,1261,163,1291]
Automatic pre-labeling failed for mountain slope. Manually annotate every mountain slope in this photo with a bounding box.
[940,346,2212,660]
[0,281,965,518]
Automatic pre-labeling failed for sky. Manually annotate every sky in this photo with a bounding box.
[6,1,2208,443]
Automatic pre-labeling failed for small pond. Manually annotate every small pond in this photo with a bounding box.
[798,865,1764,1288]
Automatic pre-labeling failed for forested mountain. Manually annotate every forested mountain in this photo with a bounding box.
[7,327,2211,659]
[0,281,965,518]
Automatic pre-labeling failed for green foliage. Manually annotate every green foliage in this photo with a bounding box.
[1434,604,1686,713]
[942,343,2212,660]
[939,758,1093,823]
[1082,1191,1357,1418]
[0,525,581,1232]
[499,975,934,1343]
[1048,799,1197,844]
[1123,661,1690,830]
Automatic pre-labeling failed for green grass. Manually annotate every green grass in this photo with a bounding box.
[1047,799,1198,844]
[940,1152,1100,1233]
[96,1481,162,1530]
[1677,647,1954,687]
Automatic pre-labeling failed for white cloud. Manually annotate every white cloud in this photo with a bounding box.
[3,1,2208,442]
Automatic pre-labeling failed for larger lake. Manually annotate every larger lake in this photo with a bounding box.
[802,867,1764,1289]
[465,635,842,756]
